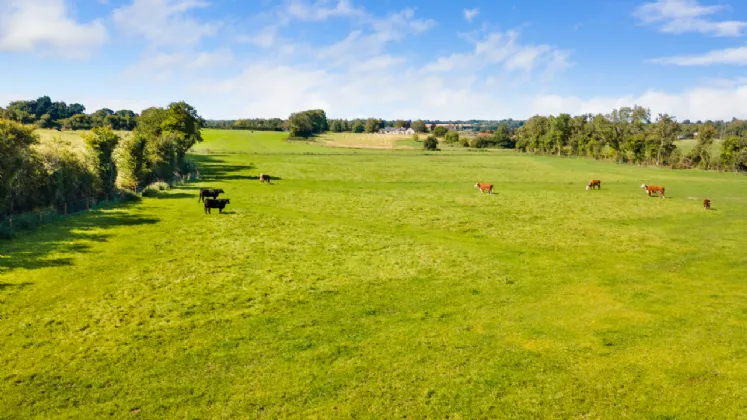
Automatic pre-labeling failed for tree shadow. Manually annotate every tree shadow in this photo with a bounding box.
[190,154,256,182]
[153,192,193,200]
[0,201,159,276]
[0,282,33,291]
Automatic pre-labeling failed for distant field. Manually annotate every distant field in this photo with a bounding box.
[675,138,722,155]
[2,129,747,418]
[315,132,421,149]
[33,129,131,157]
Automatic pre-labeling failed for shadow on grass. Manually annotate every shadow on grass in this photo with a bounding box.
[0,282,33,291]
[190,154,284,182]
[153,192,193,200]
[0,200,159,276]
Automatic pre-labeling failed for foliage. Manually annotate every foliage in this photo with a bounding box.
[433,126,448,137]
[114,133,148,191]
[423,135,439,150]
[84,126,120,195]
[412,133,420,142]
[444,131,459,144]
[287,109,328,138]
[411,120,427,133]
[365,118,383,134]
[2,96,138,131]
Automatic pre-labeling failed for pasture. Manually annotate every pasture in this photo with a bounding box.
[2,129,747,418]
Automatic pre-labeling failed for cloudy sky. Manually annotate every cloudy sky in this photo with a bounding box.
[1,0,747,120]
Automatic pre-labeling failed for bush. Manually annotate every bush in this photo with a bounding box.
[412,134,419,142]
[433,126,448,137]
[444,131,459,144]
[143,181,170,196]
[423,135,439,151]
[460,137,470,147]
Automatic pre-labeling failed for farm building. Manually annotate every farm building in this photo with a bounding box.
[380,127,416,135]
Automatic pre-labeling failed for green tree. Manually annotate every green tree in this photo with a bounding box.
[652,114,680,166]
[288,112,314,138]
[687,122,717,169]
[351,119,365,133]
[0,120,43,215]
[411,120,427,133]
[550,114,571,156]
[423,135,439,151]
[444,131,459,144]
[114,133,148,191]
[433,126,448,137]
[85,126,120,195]
[394,120,405,128]
[365,118,381,133]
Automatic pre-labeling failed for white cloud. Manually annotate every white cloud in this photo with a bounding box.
[422,30,571,76]
[464,8,480,22]
[0,0,108,57]
[634,0,747,37]
[533,84,747,121]
[113,0,220,47]
[280,0,366,23]
[650,45,747,65]
[124,48,235,82]
[237,25,279,48]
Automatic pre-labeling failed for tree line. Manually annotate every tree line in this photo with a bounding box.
[1,101,204,218]
[1,96,139,131]
[513,106,747,171]
[204,118,285,131]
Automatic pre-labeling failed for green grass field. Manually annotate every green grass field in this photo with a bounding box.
[2,129,747,418]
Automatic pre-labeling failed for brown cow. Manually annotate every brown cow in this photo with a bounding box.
[586,179,601,190]
[704,199,711,210]
[641,184,665,198]
[475,183,494,194]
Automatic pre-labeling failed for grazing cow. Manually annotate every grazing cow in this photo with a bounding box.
[704,199,711,210]
[586,179,601,190]
[475,183,494,194]
[259,173,271,184]
[199,188,224,202]
[204,198,230,214]
[641,184,665,198]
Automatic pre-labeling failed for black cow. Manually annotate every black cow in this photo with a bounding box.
[199,188,224,202]
[204,198,230,214]
[259,173,271,184]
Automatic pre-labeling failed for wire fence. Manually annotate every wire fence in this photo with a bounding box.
[1,171,201,239]
[0,192,137,239]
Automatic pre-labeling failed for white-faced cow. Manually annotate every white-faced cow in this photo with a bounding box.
[475,183,494,194]
[586,179,601,190]
[641,184,665,199]
[259,173,271,184]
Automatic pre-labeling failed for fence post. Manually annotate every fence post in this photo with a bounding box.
[64,203,67,215]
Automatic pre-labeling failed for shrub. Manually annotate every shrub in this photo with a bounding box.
[143,181,170,196]
[412,134,419,142]
[433,126,448,137]
[423,135,439,151]
[460,137,470,147]
[444,131,459,144]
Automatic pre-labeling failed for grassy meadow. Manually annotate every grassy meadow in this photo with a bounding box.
[2,129,747,418]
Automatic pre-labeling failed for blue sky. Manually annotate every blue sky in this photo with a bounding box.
[2,0,747,120]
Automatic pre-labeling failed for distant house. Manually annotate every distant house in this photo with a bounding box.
[380,127,415,135]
